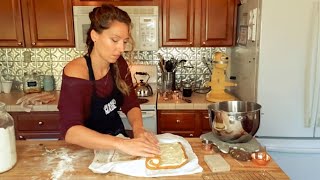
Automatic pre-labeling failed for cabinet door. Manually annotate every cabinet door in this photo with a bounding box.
[0,0,24,47]
[199,110,211,134]
[25,0,74,47]
[158,110,198,137]
[161,0,195,46]
[73,0,158,6]
[200,0,237,46]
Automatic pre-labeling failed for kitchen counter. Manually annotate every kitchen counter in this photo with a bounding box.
[0,91,215,111]
[0,91,60,112]
[157,92,213,110]
[0,139,289,180]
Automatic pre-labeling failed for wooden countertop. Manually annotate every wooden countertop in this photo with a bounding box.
[0,138,289,180]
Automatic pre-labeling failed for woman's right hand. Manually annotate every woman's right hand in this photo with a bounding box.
[115,137,160,157]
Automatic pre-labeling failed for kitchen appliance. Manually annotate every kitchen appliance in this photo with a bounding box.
[200,132,261,154]
[205,52,237,102]
[230,0,320,179]
[208,101,261,143]
[133,72,153,97]
[201,101,261,154]
[119,65,158,135]
[73,6,159,51]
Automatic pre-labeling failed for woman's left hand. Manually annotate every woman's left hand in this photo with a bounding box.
[133,127,158,145]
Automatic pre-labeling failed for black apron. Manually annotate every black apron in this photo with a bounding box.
[83,55,127,136]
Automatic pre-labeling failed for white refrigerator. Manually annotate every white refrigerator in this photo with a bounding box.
[230,0,320,179]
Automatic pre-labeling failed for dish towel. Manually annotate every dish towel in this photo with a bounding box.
[305,1,320,127]
[88,133,203,177]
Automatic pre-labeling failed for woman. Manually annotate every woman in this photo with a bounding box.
[58,4,160,157]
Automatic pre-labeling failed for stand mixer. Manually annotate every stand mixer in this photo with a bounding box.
[205,52,237,102]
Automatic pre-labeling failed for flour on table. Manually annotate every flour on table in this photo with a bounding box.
[42,147,76,180]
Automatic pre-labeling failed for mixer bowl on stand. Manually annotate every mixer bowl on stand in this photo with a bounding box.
[208,101,261,143]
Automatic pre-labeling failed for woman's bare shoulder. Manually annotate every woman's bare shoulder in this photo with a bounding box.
[64,57,89,80]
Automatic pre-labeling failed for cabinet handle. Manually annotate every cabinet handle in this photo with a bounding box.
[203,42,206,45]
[38,121,43,125]
[19,135,25,140]
[176,119,181,123]
[18,42,23,46]
[189,134,194,137]
[189,42,192,45]
[32,42,36,45]
[204,116,209,119]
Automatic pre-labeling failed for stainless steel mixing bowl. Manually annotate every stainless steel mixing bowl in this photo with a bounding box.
[208,101,261,143]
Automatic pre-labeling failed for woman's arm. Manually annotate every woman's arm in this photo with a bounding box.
[65,125,159,157]
[126,107,143,132]
[126,107,159,145]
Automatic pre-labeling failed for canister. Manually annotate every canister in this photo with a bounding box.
[43,75,54,92]
[0,102,17,173]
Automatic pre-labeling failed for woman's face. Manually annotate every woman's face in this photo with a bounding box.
[91,21,130,63]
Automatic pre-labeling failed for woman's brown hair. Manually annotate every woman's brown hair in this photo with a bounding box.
[86,4,134,95]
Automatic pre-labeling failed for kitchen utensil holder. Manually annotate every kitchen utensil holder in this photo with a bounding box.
[161,72,175,91]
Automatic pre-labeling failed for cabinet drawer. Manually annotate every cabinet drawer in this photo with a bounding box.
[159,112,196,131]
[17,132,60,140]
[15,113,59,131]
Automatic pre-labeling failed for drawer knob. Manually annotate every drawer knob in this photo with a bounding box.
[32,42,36,45]
[204,116,209,119]
[38,121,44,125]
[19,135,25,139]
[189,134,194,137]
[176,119,181,123]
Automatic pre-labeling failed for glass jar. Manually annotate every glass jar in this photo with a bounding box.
[23,72,41,93]
[43,75,54,92]
[0,102,17,173]
[182,83,192,97]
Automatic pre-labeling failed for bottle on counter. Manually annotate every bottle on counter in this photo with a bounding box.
[0,102,17,173]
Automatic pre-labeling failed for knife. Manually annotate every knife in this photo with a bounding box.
[182,98,192,103]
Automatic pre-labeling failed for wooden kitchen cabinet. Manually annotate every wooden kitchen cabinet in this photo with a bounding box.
[0,0,74,47]
[10,112,61,140]
[157,110,211,137]
[199,110,212,134]
[161,0,238,47]
[72,0,159,6]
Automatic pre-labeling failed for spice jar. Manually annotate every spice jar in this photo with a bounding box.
[0,102,17,173]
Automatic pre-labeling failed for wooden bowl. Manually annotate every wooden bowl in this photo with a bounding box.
[251,152,271,166]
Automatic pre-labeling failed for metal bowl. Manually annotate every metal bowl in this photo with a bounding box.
[208,101,261,143]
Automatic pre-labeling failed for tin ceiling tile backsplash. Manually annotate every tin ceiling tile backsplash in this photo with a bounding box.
[0,47,226,91]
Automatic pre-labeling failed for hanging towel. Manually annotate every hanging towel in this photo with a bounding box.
[305,1,320,128]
